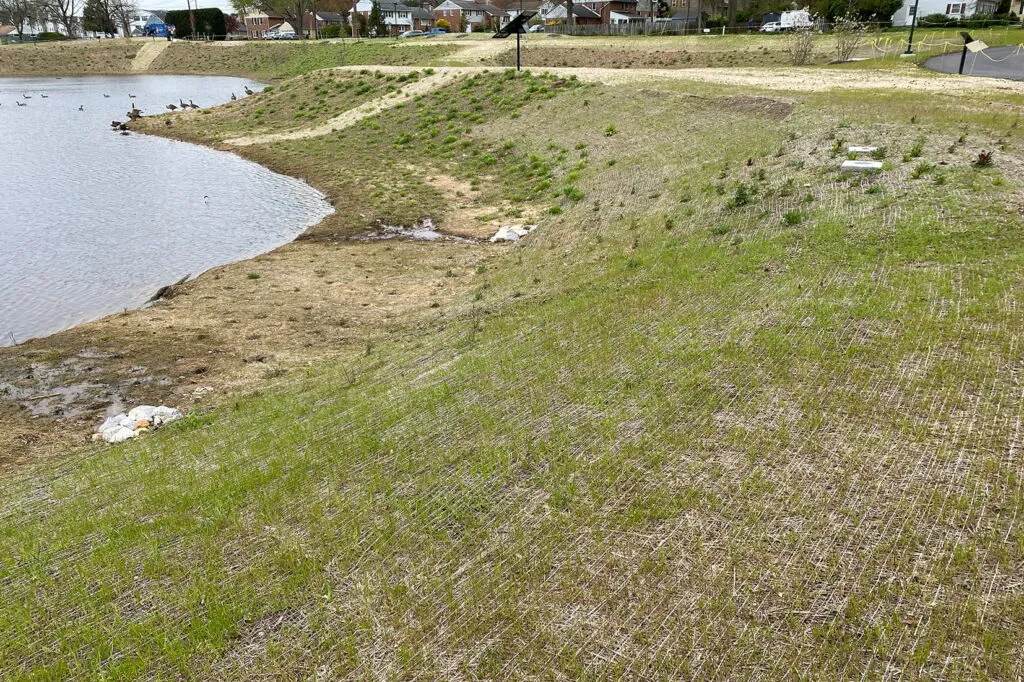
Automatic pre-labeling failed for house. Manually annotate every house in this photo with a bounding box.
[246,11,284,38]
[0,25,17,43]
[502,0,544,26]
[351,0,429,34]
[433,0,506,31]
[301,11,348,36]
[542,2,603,23]
[577,0,640,23]
[891,0,999,26]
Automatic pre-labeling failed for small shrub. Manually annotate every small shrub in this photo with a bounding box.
[548,205,563,215]
[726,183,754,209]
[903,139,924,162]
[973,150,994,167]
[910,162,935,179]
[870,147,887,160]
[247,273,261,280]
[604,124,618,137]
[563,186,584,201]
[783,211,804,225]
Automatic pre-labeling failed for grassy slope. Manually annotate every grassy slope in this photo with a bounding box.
[147,41,459,80]
[2,65,1022,680]
[0,40,142,75]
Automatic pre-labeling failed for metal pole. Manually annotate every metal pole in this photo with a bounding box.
[903,0,920,55]
[958,42,968,73]
[516,26,521,70]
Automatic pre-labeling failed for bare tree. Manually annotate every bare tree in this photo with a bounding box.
[41,0,79,36]
[833,13,866,62]
[114,0,135,35]
[787,27,817,65]
[257,0,308,37]
[0,0,41,35]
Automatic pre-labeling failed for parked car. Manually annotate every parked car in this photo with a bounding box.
[527,24,545,32]
[759,21,781,32]
[398,29,424,38]
[425,27,447,35]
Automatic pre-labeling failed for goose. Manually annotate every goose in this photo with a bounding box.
[40,94,48,98]
[110,120,123,127]
[188,99,198,109]
[103,93,110,98]
[129,93,136,98]
[243,86,254,95]
[16,101,26,107]
[166,103,178,111]
[78,105,84,111]
[120,131,130,136]
[22,93,31,99]
[179,98,187,108]
[230,92,237,101]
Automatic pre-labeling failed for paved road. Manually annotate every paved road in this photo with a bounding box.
[924,46,1024,81]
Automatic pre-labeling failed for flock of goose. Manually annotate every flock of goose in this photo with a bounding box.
[4,84,256,117]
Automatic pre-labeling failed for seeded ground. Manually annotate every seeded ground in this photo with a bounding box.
[0,37,1022,681]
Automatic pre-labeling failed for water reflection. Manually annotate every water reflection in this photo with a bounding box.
[0,74,333,346]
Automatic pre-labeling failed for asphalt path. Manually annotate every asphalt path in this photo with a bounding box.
[924,45,1024,81]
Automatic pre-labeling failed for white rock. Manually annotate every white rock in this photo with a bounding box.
[127,405,158,422]
[841,160,884,173]
[98,413,128,433]
[489,224,537,243]
[101,425,137,443]
[847,146,878,153]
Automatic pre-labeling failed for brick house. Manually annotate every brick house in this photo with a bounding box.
[433,0,506,31]
[245,10,283,38]
[577,0,640,23]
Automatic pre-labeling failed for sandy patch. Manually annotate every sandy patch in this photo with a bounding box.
[130,41,171,71]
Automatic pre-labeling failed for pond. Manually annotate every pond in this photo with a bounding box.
[0,74,333,346]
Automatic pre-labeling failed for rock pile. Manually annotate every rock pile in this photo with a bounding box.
[94,405,183,443]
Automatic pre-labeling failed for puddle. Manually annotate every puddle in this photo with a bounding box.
[354,218,479,243]
[0,379,110,417]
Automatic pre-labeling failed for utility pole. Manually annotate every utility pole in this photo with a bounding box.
[186,0,197,39]
[903,0,921,55]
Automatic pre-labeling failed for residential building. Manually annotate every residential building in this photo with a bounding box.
[351,0,431,34]
[891,0,999,26]
[246,11,283,38]
[541,2,603,23]
[433,0,506,31]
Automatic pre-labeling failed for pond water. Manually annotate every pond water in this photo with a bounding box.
[0,74,333,346]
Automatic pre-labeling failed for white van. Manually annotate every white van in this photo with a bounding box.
[780,9,814,30]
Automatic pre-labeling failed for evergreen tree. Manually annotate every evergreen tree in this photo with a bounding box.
[368,0,386,35]
[81,0,115,34]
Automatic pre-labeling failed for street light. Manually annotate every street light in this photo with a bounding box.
[903,0,921,55]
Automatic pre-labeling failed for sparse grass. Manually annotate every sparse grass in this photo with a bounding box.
[2,49,1024,682]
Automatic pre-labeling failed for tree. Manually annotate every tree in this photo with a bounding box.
[40,0,80,36]
[81,0,115,34]
[256,0,311,38]
[0,0,41,35]
[832,12,865,60]
[565,0,574,30]
[166,8,226,39]
[353,9,367,35]
[367,0,385,35]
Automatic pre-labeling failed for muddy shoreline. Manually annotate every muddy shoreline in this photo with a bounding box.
[0,104,498,470]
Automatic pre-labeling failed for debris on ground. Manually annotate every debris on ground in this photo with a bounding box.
[489,224,538,242]
[841,160,884,172]
[847,145,878,153]
[93,405,182,443]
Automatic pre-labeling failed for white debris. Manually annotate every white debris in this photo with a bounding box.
[848,146,878,153]
[490,224,538,243]
[841,160,884,173]
[95,405,183,443]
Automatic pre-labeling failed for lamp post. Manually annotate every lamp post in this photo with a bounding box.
[903,0,921,55]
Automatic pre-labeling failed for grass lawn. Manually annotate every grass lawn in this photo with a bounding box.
[1,59,1022,680]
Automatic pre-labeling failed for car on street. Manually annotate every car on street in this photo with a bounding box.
[425,27,447,35]
[759,21,781,32]
[398,29,424,38]
[527,24,545,32]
